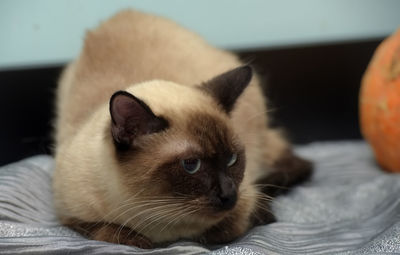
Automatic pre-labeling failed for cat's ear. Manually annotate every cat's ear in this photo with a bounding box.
[203,65,253,113]
[109,91,168,149]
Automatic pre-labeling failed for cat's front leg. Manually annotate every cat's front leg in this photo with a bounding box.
[251,129,313,225]
[260,148,313,196]
[66,220,153,249]
[257,129,313,195]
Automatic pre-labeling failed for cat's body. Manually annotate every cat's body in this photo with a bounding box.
[53,10,311,248]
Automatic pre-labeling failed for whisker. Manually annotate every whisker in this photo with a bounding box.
[68,190,148,235]
[105,199,176,242]
[241,108,278,123]
[136,204,195,235]
[114,201,189,241]
[160,206,202,235]
[99,195,191,242]
[253,183,289,190]
[131,203,187,234]
[105,196,189,223]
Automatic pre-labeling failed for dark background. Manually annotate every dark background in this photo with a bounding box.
[0,38,382,166]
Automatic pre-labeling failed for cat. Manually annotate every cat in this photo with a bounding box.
[52,9,312,249]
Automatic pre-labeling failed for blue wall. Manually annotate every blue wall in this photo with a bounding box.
[1,0,399,69]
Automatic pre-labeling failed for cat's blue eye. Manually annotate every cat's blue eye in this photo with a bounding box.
[181,159,201,174]
[227,153,237,167]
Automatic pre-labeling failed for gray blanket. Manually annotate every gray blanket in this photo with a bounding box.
[1,141,400,254]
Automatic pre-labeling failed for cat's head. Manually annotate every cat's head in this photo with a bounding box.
[108,66,252,221]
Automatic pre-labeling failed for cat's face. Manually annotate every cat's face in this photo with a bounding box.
[154,111,246,213]
[108,66,252,221]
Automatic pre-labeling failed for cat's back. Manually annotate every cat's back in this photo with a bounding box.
[55,10,243,145]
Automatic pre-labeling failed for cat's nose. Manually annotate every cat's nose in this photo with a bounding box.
[218,190,237,210]
[216,174,237,210]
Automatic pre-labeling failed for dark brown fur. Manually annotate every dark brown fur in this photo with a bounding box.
[251,149,313,225]
[202,66,253,113]
[53,10,313,248]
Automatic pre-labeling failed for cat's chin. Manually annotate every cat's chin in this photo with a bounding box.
[194,204,237,222]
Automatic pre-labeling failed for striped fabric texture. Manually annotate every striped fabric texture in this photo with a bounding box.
[0,141,399,254]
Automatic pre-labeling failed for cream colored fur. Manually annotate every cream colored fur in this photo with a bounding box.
[53,10,289,244]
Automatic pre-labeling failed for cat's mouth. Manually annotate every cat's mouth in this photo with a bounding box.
[192,192,239,219]
[209,192,237,211]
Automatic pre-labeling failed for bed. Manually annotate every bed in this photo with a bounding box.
[1,141,399,254]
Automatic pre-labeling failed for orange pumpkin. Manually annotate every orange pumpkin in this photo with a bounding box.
[360,28,400,172]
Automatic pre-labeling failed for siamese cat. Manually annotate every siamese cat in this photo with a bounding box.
[53,10,312,249]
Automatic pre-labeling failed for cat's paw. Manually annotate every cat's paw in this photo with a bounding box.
[260,149,313,197]
[66,220,153,249]
[92,223,153,249]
